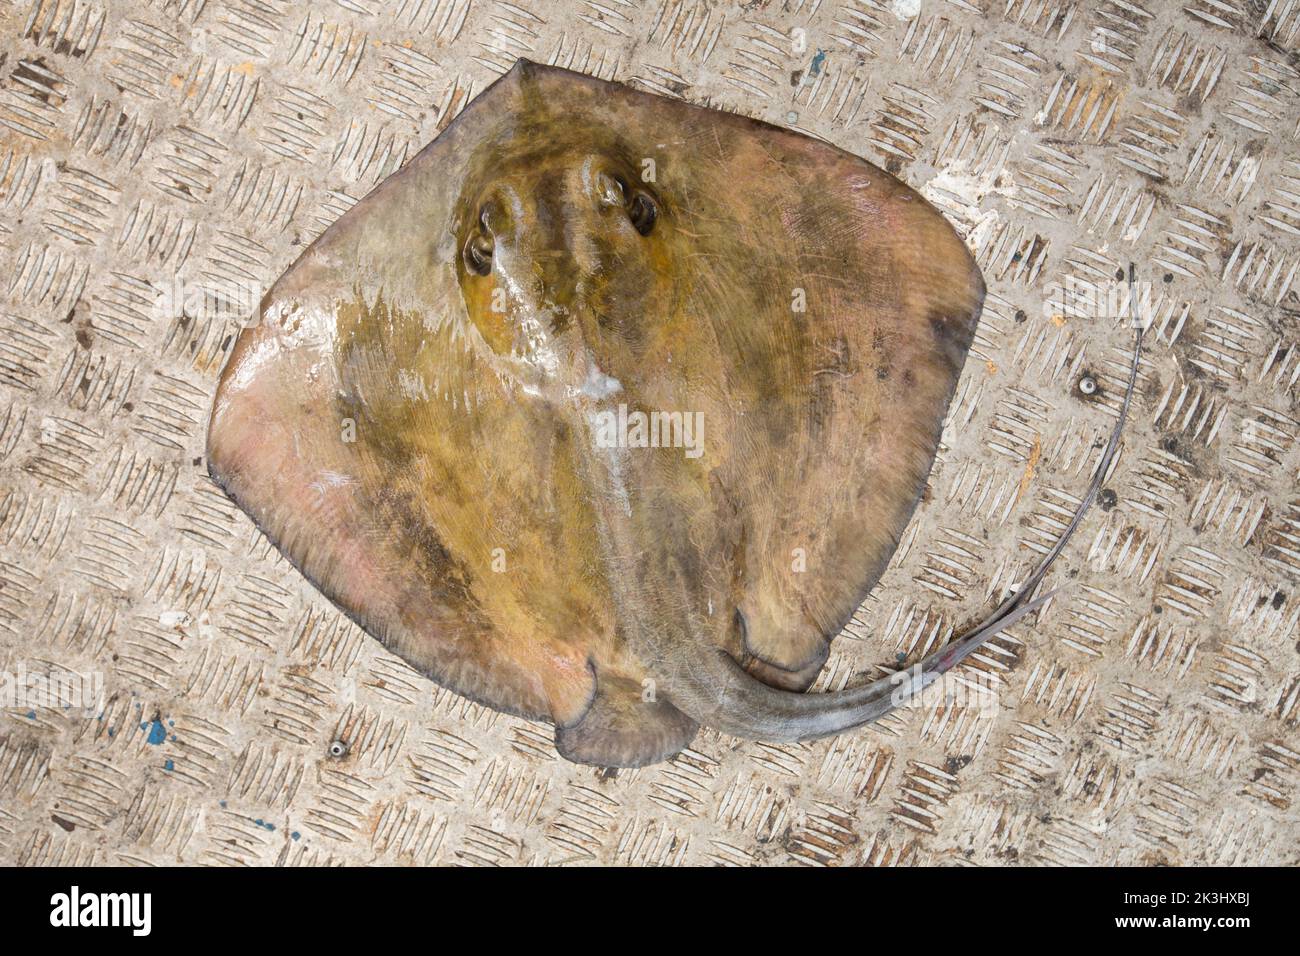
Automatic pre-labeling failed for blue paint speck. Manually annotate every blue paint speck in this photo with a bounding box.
[291,831,301,841]
[141,719,166,745]
[164,759,174,772]
[220,800,227,808]
[253,818,276,832]
[26,711,36,720]
[809,49,827,77]
[108,728,115,737]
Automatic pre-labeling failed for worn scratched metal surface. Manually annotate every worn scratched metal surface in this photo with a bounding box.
[1,0,1298,866]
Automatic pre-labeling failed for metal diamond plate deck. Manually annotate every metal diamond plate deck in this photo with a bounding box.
[1,0,1298,866]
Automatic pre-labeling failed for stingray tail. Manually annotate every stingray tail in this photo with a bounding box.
[663,294,1145,743]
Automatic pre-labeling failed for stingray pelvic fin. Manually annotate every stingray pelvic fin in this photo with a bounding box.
[659,296,1145,743]
[555,671,700,768]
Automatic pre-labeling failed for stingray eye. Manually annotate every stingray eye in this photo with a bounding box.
[463,204,494,276]
[463,234,493,276]
[627,190,657,236]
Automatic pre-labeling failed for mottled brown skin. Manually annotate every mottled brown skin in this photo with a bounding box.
[206,60,985,767]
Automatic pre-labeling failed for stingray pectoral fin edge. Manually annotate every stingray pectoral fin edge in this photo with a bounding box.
[655,324,1143,744]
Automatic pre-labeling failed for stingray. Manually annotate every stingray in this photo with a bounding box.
[207,59,1140,768]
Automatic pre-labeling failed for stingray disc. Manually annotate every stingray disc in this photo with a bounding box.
[207,58,988,767]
